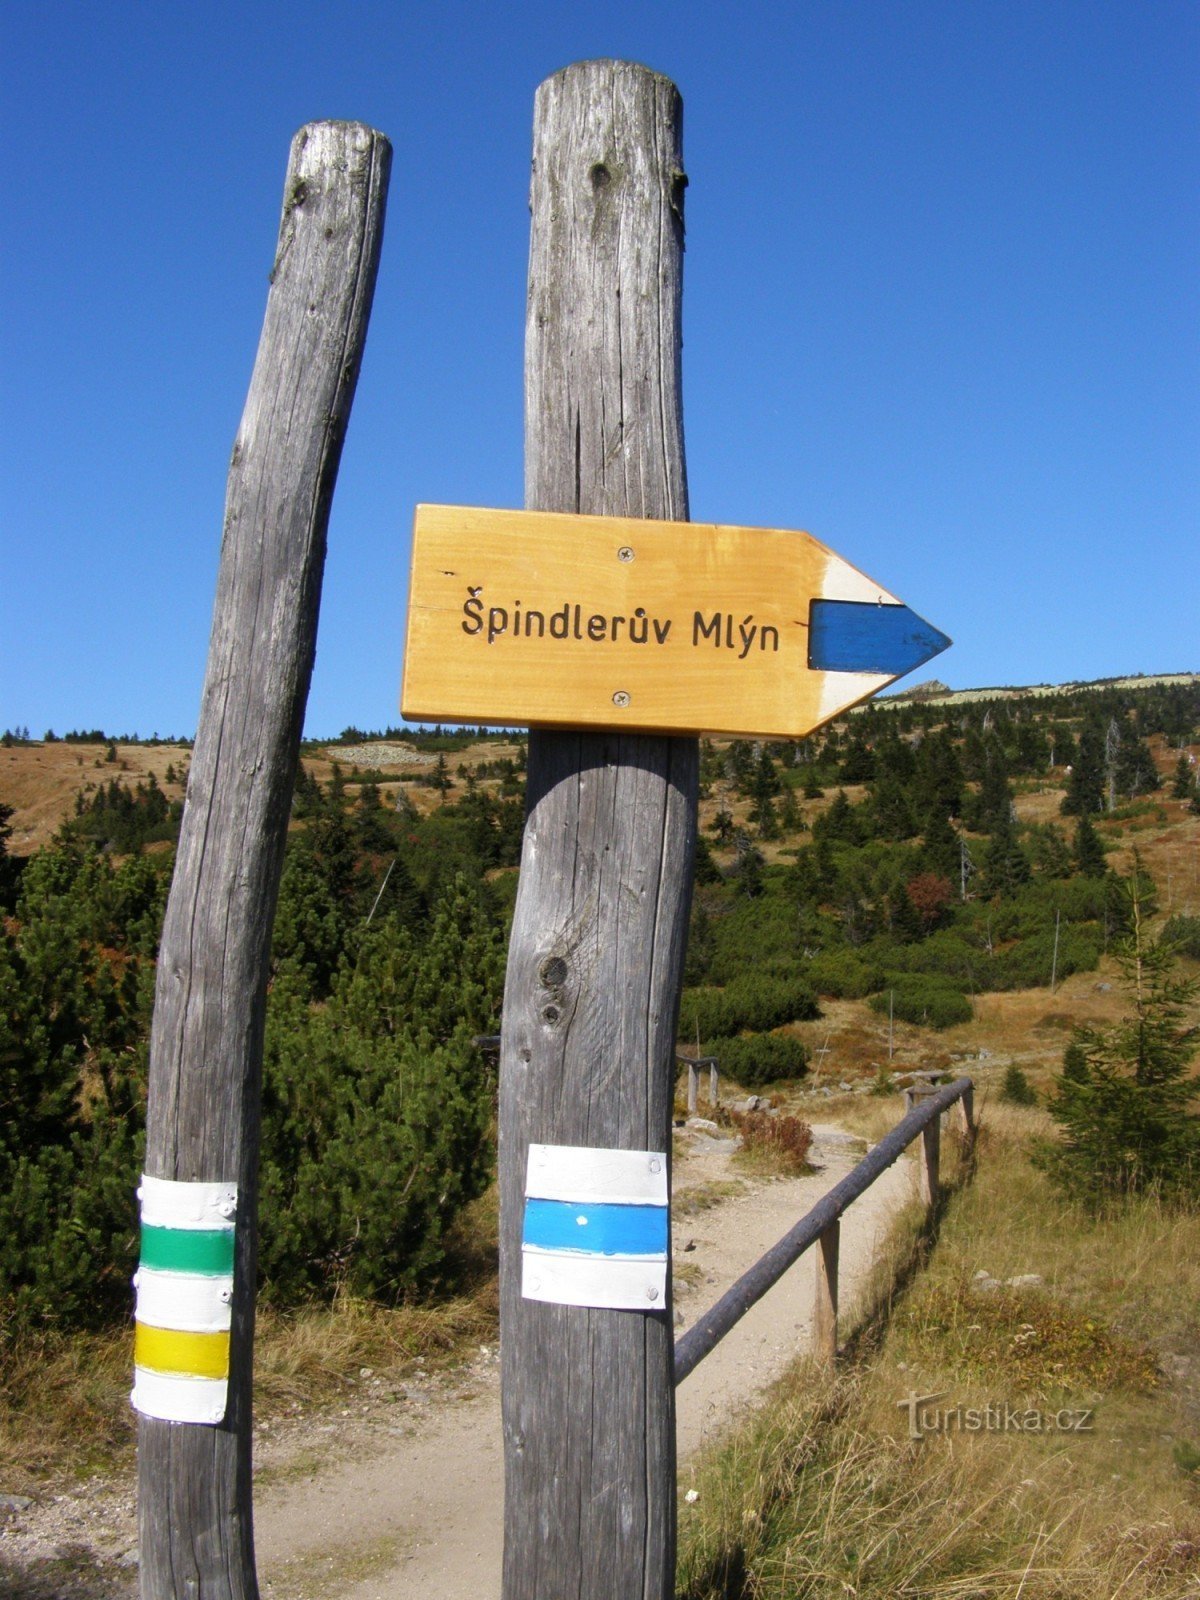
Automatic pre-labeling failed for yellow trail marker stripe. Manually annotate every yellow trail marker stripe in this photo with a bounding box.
[134,1323,231,1380]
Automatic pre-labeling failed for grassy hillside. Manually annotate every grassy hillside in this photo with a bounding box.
[1,674,1197,1583]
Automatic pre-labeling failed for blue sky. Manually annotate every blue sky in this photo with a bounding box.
[2,1,1196,739]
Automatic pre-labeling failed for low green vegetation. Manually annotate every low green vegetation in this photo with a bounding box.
[0,755,514,1337]
[1,674,1197,1512]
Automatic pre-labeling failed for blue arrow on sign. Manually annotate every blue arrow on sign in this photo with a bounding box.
[808,600,952,677]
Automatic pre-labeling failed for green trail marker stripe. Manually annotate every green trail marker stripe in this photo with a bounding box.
[140,1224,235,1276]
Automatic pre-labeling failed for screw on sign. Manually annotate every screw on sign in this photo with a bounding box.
[402,504,949,741]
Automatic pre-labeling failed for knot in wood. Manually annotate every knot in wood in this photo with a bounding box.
[539,955,569,988]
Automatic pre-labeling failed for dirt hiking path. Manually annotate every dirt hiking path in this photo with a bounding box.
[0,1123,912,1599]
[253,1125,912,1600]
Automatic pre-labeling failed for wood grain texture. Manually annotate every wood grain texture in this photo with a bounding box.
[958,1082,975,1141]
[921,1114,942,1211]
[813,1220,840,1365]
[138,120,390,1600]
[402,504,906,738]
[499,61,696,1600]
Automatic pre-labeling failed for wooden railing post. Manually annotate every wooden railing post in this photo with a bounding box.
[813,1220,839,1364]
[688,1062,699,1116]
[499,61,694,1600]
[710,1062,720,1107]
[958,1081,975,1141]
[920,1112,941,1210]
[137,122,389,1600]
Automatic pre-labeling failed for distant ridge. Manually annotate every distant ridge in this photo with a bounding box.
[882,670,1199,708]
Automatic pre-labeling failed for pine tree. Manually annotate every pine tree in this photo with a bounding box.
[1113,718,1160,800]
[871,770,915,839]
[815,790,860,844]
[839,731,875,782]
[748,747,781,838]
[1172,753,1195,801]
[920,809,960,880]
[732,835,764,898]
[981,808,1030,896]
[1072,812,1107,878]
[710,808,735,845]
[913,728,964,818]
[1061,719,1105,815]
[1039,883,1200,1205]
[975,739,1015,834]
[0,801,17,910]
[693,834,722,885]
[258,872,506,1302]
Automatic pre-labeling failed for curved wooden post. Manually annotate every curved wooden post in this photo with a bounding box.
[137,122,390,1600]
[499,61,695,1600]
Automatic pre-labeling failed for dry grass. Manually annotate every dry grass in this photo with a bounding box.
[676,1102,1200,1599]
[0,740,191,855]
[0,1283,501,1493]
[0,1324,136,1486]
[0,734,536,853]
[730,1111,815,1177]
[675,1180,749,1218]
[0,1185,503,1492]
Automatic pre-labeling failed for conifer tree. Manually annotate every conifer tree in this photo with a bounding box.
[871,770,915,839]
[1171,752,1195,801]
[1072,812,1107,878]
[980,807,1030,896]
[839,730,875,782]
[0,801,16,910]
[1113,718,1160,800]
[1062,719,1105,815]
[919,808,960,880]
[779,787,802,833]
[1039,883,1199,1205]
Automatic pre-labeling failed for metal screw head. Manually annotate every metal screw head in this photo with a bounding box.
[617,546,635,563]
[612,690,631,708]
[647,1286,659,1302]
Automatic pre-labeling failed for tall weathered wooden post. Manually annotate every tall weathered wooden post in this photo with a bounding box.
[498,61,696,1600]
[136,122,389,1599]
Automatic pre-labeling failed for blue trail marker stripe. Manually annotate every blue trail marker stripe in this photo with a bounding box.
[522,1198,669,1258]
[808,600,951,676]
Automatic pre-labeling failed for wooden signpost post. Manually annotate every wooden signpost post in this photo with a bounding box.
[398,58,950,1600]
[132,59,947,1600]
[138,123,390,1598]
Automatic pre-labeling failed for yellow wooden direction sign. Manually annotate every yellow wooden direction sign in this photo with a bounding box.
[401,505,950,740]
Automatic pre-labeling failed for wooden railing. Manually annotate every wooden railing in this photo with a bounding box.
[674,1076,975,1383]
